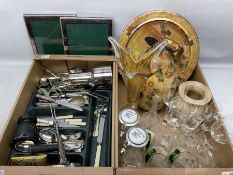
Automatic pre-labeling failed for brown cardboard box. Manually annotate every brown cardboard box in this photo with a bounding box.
[0,55,233,175]
[0,55,117,175]
[115,65,233,175]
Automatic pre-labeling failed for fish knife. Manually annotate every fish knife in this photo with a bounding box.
[36,94,83,111]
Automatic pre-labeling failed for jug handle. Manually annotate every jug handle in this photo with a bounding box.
[150,40,168,73]
[108,36,129,70]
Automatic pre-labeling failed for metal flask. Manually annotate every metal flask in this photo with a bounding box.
[93,66,112,85]
[69,72,94,86]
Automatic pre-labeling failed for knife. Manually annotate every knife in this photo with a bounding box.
[66,91,110,101]
[36,94,83,111]
[94,115,106,167]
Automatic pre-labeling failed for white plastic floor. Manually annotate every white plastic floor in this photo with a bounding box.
[0,62,233,142]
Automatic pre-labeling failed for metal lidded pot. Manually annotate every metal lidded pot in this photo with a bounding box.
[122,127,149,167]
[119,108,140,138]
[93,66,112,85]
[126,127,149,148]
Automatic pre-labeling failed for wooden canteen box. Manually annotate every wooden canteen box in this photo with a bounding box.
[0,55,117,175]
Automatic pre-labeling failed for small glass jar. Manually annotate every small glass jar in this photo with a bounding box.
[119,108,140,143]
[122,127,149,167]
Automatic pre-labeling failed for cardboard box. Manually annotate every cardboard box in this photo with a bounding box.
[0,55,233,175]
[0,55,117,175]
[115,64,233,175]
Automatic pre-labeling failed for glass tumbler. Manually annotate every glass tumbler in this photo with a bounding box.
[145,145,171,167]
[181,113,203,134]
[165,96,191,128]
[171,150,200,168]
[210,114,233,144]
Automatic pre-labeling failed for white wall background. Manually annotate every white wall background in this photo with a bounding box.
[0,0,233,66]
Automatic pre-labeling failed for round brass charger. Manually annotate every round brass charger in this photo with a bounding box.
[120,10,199,81]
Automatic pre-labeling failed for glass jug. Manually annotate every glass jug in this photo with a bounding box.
[108,36,168,109]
